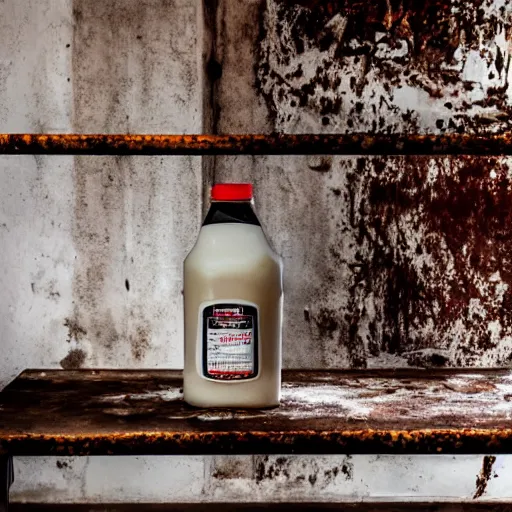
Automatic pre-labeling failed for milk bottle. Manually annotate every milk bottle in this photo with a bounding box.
[183,183,283,407]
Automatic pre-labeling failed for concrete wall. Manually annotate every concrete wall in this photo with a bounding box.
[2,0,512,505]
[0,0,203,385]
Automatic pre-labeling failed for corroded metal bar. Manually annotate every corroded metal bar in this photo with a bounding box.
[0,133,512,155]
[3,428,512,457]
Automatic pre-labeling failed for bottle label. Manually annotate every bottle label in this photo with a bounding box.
[201,303,259,380]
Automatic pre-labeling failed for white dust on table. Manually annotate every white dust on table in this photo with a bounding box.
[99,388,183,403]
[279,374,512,422]
[281,383,373,420]
[95,373,512,423]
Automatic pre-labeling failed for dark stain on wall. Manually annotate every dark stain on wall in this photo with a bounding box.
[269,154,512,369]
[254,455,353,485]
[212,458,252,480]
[60,349,87,369]
[71,0,130,359]
[255,456,291,481]
[304,155,512,368]
[130,325,151,361]
[473,455,496,499]
[70,1,194,365]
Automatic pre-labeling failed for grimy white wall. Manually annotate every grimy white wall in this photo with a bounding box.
[2,0,512,505]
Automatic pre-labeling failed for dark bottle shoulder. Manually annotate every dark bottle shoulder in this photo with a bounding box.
[202,202,261,226]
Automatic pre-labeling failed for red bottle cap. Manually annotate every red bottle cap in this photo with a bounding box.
[211,183,253,201]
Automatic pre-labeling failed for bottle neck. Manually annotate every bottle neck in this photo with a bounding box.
[203,201,261,226]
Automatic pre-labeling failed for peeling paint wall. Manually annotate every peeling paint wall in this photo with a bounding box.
[256,0,512,134]
[2,0,512,505]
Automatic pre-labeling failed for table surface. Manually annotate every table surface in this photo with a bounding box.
[1,369,512,455]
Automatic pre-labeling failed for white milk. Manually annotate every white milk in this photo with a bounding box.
[183,184,283,408]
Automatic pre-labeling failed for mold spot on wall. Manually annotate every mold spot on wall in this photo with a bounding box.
[254,455,353,487]
[60,348,87,369]
[63,318,87,343]
[212,458,253,480]
[130,325,151,361]
[313,307,339,337]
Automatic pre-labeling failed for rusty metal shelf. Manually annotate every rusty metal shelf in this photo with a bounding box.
[0,369,512,456]
[0,133,512,155]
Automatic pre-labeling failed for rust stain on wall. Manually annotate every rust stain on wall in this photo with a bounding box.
[303,155,512,368]
[473,455,496,498]
[348,156,512,366]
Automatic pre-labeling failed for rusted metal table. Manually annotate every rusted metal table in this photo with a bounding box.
[1,369,512,510]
